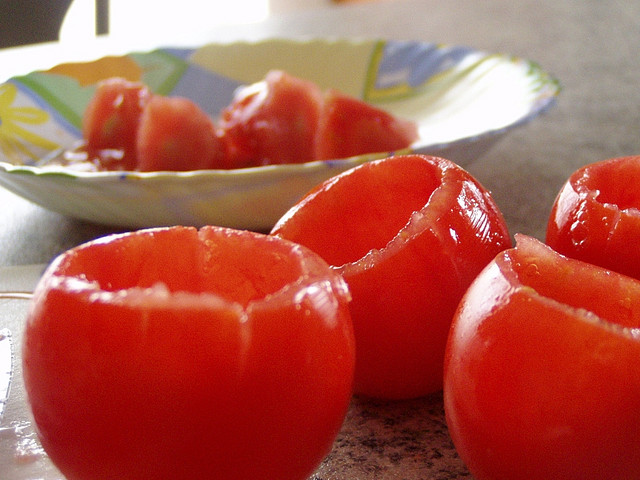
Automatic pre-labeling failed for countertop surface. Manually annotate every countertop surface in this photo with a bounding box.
[0,0,638,478]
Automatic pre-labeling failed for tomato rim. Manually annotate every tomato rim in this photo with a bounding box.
[34,226,351,314]
[501,234,640,334]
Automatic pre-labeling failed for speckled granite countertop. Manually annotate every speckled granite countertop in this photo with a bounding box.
[314,394,470,479]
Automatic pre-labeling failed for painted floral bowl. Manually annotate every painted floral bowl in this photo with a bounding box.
[0,38,559,230]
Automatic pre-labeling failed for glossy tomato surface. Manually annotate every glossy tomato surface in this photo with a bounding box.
[218,69,323,167]
[272,155,511,399]
[23,226,355,480]
[444,234,640,480]
[546,155,640,280]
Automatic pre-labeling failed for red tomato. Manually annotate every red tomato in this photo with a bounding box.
[136,95,226,171]
[272,155,511,399]
[82,77,151,170]
[315,89,418,160]
[444,234,640,480]
[546,155,640,280]
[23,226,355,480]
[218,70,323,167]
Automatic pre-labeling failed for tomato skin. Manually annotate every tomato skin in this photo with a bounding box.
[136,95,225,171]
[444,234,640,480]
[546,155,640,280]
[272,155,511,399]
[82,77,151,170]
[315,89,418,160]
[23,226,355,480]
[218,70,323,167]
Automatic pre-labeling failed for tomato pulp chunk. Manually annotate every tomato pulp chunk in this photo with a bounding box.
[23,226,355,480]
[77,71,418,171]
[547,155,640,280]
[314,89,419,161]
[218,70,324,167]
[82,77,151,170]
[218,70,419,167]
[135,95,225,171]
[444,234,640,480]
[272,154,511,399]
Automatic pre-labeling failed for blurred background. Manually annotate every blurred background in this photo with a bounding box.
[0,0,382,78]
[2,0,381,48]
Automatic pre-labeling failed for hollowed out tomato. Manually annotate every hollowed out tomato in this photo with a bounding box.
[272,155,511,399]
[23,226,355,480]
[444,234,640,480]
[546,155,640,280]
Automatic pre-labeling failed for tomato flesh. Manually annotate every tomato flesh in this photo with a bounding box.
[444,234,640,480]
[218,70,323,167]
[136,95,225,171]
[23,226,355,480]
[315,89,418,160]
[272,155,511,399]
[81,77,151,170]
[75,71,418,171]
[546,155,640,280]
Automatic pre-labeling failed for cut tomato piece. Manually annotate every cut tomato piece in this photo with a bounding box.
[444,235,640,480]
[23,226,355,480]
[136,95,225,171]
[272,154,511,399]
[218,70,323,167]
[77,72,419,171]
[82,77,151,170]
[546,155,640,280]
[315,89,419,160]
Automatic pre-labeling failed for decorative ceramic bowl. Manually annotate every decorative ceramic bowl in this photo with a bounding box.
[0,38,559,230]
